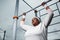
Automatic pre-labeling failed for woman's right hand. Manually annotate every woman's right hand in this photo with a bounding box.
[22,13,26,16]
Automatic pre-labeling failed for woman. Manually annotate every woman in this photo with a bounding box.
[20,2,54,40]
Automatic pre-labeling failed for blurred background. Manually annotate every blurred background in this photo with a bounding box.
[0,0,60,40]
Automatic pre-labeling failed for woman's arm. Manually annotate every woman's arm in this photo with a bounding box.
[20,13,32,31]
[41,2,54,28]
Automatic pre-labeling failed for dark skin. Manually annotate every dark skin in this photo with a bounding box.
[32,18,40,26]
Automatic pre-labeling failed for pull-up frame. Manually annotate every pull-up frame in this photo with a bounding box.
[13,0,60,40]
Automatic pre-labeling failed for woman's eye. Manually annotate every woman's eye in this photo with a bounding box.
[32,20,34,22]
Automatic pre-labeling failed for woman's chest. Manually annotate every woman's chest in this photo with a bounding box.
[25,26,44,35]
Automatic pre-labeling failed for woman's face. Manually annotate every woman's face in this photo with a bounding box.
[32,18,40,26]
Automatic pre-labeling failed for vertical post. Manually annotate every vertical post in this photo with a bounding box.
[34,10,38,17]
[13,18,18,40]
[14,0,19,16]
[56,3,60,15]
[13,0,19,40]
[39,11,41,17]
[3,30,6,40]
[39,11,41,22]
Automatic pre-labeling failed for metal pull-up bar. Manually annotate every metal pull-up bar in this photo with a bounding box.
[23,0,33,9]
[0,28,6,40]
[3,30,6,40]
[18,0,52,17]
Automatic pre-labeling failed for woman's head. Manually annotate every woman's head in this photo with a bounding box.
[32,17,41,26]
